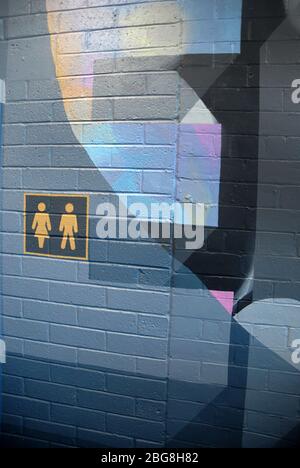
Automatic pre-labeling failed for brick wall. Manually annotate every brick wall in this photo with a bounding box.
[1,0,300,448]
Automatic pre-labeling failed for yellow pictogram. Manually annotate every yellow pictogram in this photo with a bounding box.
[32,202,52,249]
[59,203,78,251]
[24,193,89,261]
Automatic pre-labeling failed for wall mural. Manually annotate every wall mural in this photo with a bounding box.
[46,0,243,315]
[1,0,300,448]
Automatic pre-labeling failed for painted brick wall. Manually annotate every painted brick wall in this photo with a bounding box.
[1,0,300,448]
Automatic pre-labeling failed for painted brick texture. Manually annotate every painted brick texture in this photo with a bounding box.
[0,0,300,449]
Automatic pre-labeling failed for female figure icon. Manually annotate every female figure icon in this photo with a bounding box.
[59,203,78,251]
[32,202,52,249]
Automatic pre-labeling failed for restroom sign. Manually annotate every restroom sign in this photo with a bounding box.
[24,193,89,260]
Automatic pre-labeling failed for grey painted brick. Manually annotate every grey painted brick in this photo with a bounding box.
[236,302,300,327]
[3,356,50,381]
[230,365,268,391]
[2,395,50,420]
[83,24,179,54]
[59,6,116,32]
[32,0,87,12]
[138,267,171,289]
[289,327,300,345]
[200,363,228,385]
[1,414,23,435]
[166,419,237,447]
[2,254,22,276]
[136,439,163,448]
[146,72,178,95]
[1,233,23,255]
[3,125,26,145]
[2,0,300,449]
[50,364,105,391]
[167,399,205,422]
[23,168,78,190]
[117,1,179,27]
[170,338,229,364]
[136,399,166,422]
[6,80,27,101]
[3,317,49,341]
[106,373,167,400]
[49,282,106,307]
[172,293,232,320]
[89,239,108,262]
[82,122,144,144]
[108,241,172,268]
[1,211,22,232]
[2,0,30,16]
[94,73,146,97]
[51,403,105,432]
[3,146,51,167]
[87,263,139,286]
[3,375,24,396]
[244,389,300,418]
[111,146,176,170]
[169,359,201,382]
[26,123,80,145]
[246,412,282,438]
[23,419,76,446]
[142,170,174,195]
[107,332,168,359]
[202,321,233,344]
[78,388,135,416]
[23,299,77,325]
[107,414,165,442]
[138,315,169,338]
[22,257,77,282]
[145,123,177,144]
[0,434,49,448]
[5,336,24,356]
[252,325,288,349]
[5,102,52,123]
[25,380,77,405]
[136,358,168,379]
[171,317,203,340]
[3,277,49,301]
[269,371,300,395]
[107,287,170,315]
[24,341,77,365]
[77,428,134,448]
[236,346,294,373]
[78,307,137,333]
[50,324,106,351]
[3,297,22,318]
[78,169,141,192]
[52,98,113,122]
[51,145,102,168]
[113,96,178,120]
[257,232,297,256]
[78,349,136,373]
[28,79,61,100]
[7,37,55,81]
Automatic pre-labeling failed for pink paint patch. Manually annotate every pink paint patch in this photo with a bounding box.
[193,124,222,158]
[210,290,234,315]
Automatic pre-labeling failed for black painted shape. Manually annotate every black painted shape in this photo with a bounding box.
[176,0,287,313]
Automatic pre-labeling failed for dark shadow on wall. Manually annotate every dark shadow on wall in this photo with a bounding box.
[178,0,287,313]
[0,320,299,448]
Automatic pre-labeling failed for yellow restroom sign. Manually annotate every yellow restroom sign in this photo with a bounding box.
[24,193,89,260]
